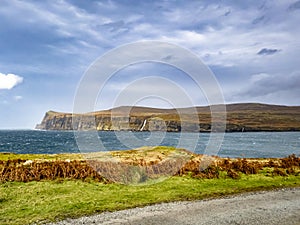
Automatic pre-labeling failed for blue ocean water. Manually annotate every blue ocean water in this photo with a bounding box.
[0,130,299,158]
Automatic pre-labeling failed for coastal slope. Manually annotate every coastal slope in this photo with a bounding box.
[36,103,300,132]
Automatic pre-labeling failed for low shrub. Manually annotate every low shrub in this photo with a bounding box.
[0,160,106,183]
[0,154,299,183]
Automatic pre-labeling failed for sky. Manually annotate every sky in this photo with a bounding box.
[0,0,300,129]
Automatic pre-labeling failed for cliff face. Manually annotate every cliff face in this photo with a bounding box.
[35,111,185,131]
[36,103,300,132]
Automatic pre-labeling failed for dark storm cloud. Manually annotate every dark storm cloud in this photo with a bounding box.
[224,10,231,16]
[257,48,280,55]
[288,1,300,11]
[237,72,300,98]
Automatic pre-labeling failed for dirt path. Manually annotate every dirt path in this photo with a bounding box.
[50,188,300,225]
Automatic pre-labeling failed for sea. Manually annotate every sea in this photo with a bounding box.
[0,130,299,158]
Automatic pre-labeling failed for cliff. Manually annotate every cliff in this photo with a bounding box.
[36,103,300,132]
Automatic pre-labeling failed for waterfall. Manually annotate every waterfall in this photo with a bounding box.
[140,119,147,131]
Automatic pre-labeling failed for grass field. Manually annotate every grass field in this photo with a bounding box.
[0,148,299,225]
[1,175,300,225]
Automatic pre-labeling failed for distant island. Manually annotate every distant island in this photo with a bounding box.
[36,103,300,132]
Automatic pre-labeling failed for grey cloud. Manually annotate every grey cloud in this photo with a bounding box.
[224,10,231,16]
[161,55,173,61]
[237,72,300,99]
[103,20,126,32]
[258,2,267,10]
[288,1,300,11]
[252,15,265,25]
[257,48,280,55]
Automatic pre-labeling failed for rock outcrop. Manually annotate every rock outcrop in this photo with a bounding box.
[36,103,300,132]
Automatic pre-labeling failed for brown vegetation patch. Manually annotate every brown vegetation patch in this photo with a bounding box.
[0,149,299,183]
[0,160,106,183]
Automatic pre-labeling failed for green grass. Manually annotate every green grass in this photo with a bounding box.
[0,146,179,162]
[1,175,299,225]
[0,153,83,161]
[1,150,299,224]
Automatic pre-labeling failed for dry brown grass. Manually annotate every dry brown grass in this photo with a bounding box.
[176,154,300,179]
[0,160,106,183]
[0,149,299,183]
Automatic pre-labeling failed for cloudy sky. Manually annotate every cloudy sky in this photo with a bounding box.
[0,0,300,129]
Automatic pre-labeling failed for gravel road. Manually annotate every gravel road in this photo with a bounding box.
[49,188,300,225]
